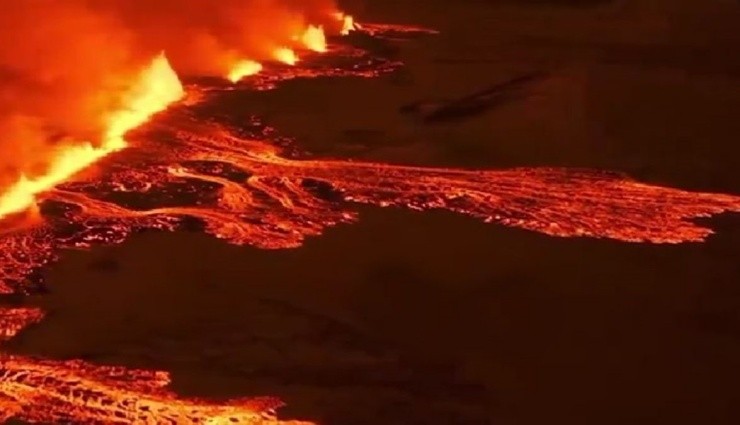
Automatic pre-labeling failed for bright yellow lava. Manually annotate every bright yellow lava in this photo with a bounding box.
[273,47,298,65]
[0,53,184,219]
[301,25,327,52]
[227,60,263,83]
[334,13,356,35]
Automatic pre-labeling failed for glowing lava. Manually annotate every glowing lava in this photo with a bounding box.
[0,53,184,220]
[228,59,264,83]
[0,20,739,425]
[1,22,739,292]
[273,47,298,65]
[301,25,327,52]
[104,53,185,145]
[0,308,310,424]
[0,307,44,343]
[334,13,357,35]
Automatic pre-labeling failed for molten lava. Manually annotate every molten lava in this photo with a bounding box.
[0,308,311,424]
[0,54,184,220]
[228,60,264,83]
[0,21,738,289]
[274,47,298,65]
[302,25,327,52]
[334,13,357,35]
[0,307,44,343]
[104,53,185,146]
[0,19,739,425]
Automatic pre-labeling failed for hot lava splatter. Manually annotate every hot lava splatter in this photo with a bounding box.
[228,60,264,83]
[273,48,299,66]
[333,12,357,35]
[301,25,328,53]
[0,54,184,219]
[1,18,739,425]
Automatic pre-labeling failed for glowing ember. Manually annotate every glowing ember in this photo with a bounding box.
[0,53,184,220]
[228,59,264,83]
[302,25,327,52]
[273,47,298,65]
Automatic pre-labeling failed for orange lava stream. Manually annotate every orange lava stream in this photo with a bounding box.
[0,308,311,424]
[64,124,740,247]
[0,54,184,220]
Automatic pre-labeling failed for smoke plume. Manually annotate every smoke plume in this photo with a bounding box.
[0,0,341,197]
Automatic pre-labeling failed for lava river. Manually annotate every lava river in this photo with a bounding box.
[1,23,740,425]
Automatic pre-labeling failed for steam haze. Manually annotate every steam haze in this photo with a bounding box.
[0,0,340,192]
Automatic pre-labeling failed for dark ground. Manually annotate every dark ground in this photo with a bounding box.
[7,1,740,424]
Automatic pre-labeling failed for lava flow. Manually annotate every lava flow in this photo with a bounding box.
[1,16,740,425]
[0,308,311,424]
[0,22,739,293]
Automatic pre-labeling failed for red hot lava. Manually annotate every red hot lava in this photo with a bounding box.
[0,308,311,424]
[0,18,739,425]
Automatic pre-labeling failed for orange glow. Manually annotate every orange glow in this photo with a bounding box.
[0,53,183,219]
[0,307,44,342]
[334,13,357,35]
[104,53,184,145]
[0,307,311,424]
[1,15,740,425]
[227,59,263,82]
[301,25,327,52]
[274,47,298,65]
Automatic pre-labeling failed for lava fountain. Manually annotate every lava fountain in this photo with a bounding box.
[228,60,264,83]
[333,12,357,35]
[273,47,299,65]
[0,54,184,220]
[301,25,328,52]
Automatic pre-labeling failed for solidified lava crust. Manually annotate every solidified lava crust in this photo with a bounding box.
[0,23,739,424]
